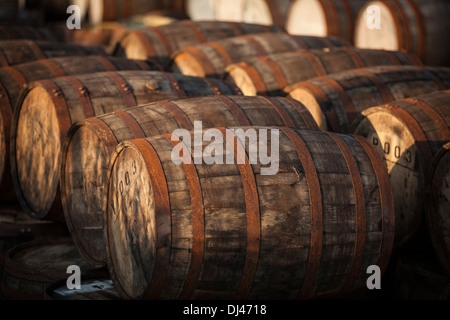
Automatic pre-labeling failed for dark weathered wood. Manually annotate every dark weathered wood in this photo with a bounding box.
[226,47,422,98]
[286,65,450,132]
[352,89,450,248]
[0,56,160,203]
[0,40,107,67]
[104,127,394,299]
[355,0,450,67]
[0,238,101,300]
[286,0,367,44]
[10,70,242,222]
[426,142,450,275]
[113,20,283,68]
[0,25,58,41]
[61,95,318,267]
[172,32,349,78]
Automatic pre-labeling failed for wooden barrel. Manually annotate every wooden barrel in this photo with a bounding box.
[45,276,121,300]
[351,90,450,249]
[113,20,282,68]
[286,0,367,44]
[61,95,318,267]
[0,238,102,300]
[354,0,450,67]
[0,40,107,67]
[425,142,450,275]
[171,32,349,78]
[0,25,58,41]
[104,127,394,299]
[285,65,450,132]
[9,70,242,222]
[185,0,216,20]
[226,47,422,98]
[391,253,449,299]
[184,0,244,22]
[242,0,293,28]
[0,56,161,203]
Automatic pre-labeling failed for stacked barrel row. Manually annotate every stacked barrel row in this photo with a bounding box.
[0,8,448,301]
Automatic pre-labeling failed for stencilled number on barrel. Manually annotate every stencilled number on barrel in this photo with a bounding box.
[125,171,130,186]
[394,146,401,159]
[132,160,137,175]
[383,142,390,155]
[372,136,412,165]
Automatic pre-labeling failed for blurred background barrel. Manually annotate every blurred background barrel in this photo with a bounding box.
[354,0,450,67]
[241,0,293,28]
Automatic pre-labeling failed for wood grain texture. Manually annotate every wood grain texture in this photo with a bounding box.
[104,128,394,300]
[286,65,450,133]
[9,70,242,221]
[113,20,282,68]
[225,47,421,97]
[352,89,450,248]
[61,95,317,267]
[172,32,349,78]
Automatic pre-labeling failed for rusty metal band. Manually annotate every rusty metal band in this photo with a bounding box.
[404,51,423,66]
[421,68,446,91]
[240,35,267,57]
[26,40,46,61]
[104,72,137,108]
[39,80,72,141]
[353,69,394,103]
[225,21,244,36]
[256,56,288,93]
[217,127,260,300]
[326,0,339,37]
[378,103,434,176]
[37,59,66,77]
[208,42,233,66]
[297,49,327,76]
[3,66,27,90]
[85,117,119,154]
[383,0,407,51]
[405,98,450,141]
[182,20,206,42]
[404,0,425,61]
[157,100,194,130]
[290,35,309,49]
[279,127,323,299]
[294,81,339,131]
[113,110,146,139]
[236,61,268,95]
[390,0,412,52]
[215,95,251,126]
[341,0,355,43]
[62,76,95,118]
[163,133,205,300]
[323,36,340,48]
[261,96,296,128]
[201,78,223,95]
[131,139,171,300]
[266,0,282,26]
[91,56,118,71]
[324,132,367,296]
[149,26,172,56]
[0,47,8,66]
[285,98,320,130]
[318,0,332,36]
[351,135,395,277]
[381,50,402,66]
[134,30,156,57]
[339,47,367,68]
[319,77,358,125]
[162,72,188,98]
[183,46,216,77]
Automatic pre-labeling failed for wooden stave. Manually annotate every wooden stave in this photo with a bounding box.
[104,127,394,300]
[9,70,242,222]
[60,95,318,267]
[225,47,422,98]
[0,25,58,41]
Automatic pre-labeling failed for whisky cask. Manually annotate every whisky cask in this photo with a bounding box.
[104,127,394,299]
[0,56,161,203]
[61,95,318,267]
[113,20,282,68]
[9,70,242,221]
[351,90,450,248]
[0,238,101,300]
[172,32,348,78]
[354,0,450,67]
[0,25,57,41]
[226,47,421,98]
[185,0,244,21]
[242,0,293,28]
[0,40,107,67]
[285,65,450,132]
[286,0,367,44]
[425,142,450,274]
